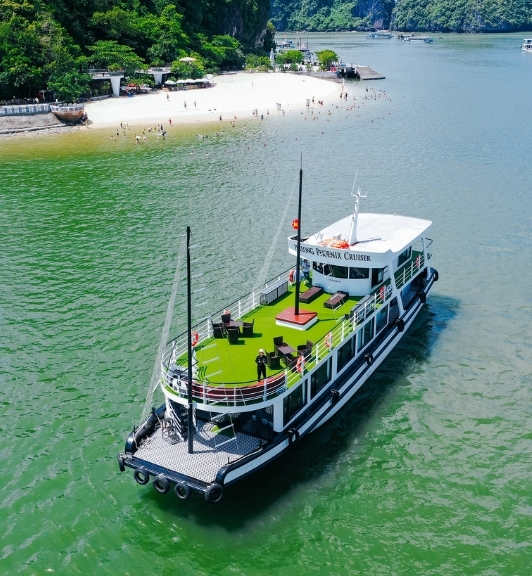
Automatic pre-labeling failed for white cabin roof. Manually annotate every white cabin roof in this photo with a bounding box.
[289,213,432,266]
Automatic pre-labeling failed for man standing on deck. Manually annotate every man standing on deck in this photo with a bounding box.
[255,349,267,381]
[301,259,311,285]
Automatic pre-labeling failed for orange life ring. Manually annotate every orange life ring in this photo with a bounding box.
[296,356,304,373]
[191,331,199,347]
[325,332,332,348]
[288,269,295,283]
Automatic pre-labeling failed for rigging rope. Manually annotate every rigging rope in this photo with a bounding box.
[139,236,187,426]
[253,175,299,290]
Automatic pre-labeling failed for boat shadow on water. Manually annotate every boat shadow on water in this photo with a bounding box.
[143,294,458,524]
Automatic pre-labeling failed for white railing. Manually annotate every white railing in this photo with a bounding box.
[395,253,425,290]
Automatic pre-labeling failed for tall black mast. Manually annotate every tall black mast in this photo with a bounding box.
[294,158,303,315]
[186,226,194,454]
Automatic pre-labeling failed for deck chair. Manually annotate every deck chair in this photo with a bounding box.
[227,327,240,344]
[242,319,254,337]
[267,351,281,370]
[212,322,225,339]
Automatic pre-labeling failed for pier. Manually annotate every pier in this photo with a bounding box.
[335,64,385,80]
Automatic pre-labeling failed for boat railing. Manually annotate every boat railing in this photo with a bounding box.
[394,252,425,290]
[161,267,293,370]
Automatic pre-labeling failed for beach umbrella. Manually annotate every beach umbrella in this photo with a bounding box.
[179,57,196,63]
[164,80,177,85]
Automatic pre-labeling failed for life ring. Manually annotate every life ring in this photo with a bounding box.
[419,292,427,304]
[325,332,332,348]
[205,483,224,504]
[117,453,125,472]
[296,356,304,373]
[395,318,405,332]
[288,428,299,445]
[153,474,170,494]
[133,468,150,485]
[191,331,199,347]
[288,269,295,283]
[433,269,439,282]
[174,481,191,500]
[364,353,373,366]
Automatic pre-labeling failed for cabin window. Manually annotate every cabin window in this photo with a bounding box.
[330,265,349,279]
[337,335,356,371]
[349,267,369,279]
[311,358,332,398]
[313,262,331,276]
[376,305,388,333]
[371,268,385,287]
[283,382,306,425]
[357,318,375,352]
[398,247,412,267]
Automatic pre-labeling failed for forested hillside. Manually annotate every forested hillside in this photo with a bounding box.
[271,0,532,32]
[0,0,271,99]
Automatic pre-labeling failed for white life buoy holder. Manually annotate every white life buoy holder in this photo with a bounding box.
[325,332,332,348]
[296,356,304,373]
[191,331,199,347]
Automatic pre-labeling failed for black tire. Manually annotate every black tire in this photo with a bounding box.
[117,454,125,472]
[419,292,427,304]
[205,483,224,504]
[133,468,150,485]
[331,389,340,405]
[364,353,373,366]
[153,474,170,494]
[395,318,405,332]
[174,481,191,501]
[288,428,300,446]
[433,269,439,282]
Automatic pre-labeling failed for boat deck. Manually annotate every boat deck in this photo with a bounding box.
[193,284,358,385]
[134,421,262,483]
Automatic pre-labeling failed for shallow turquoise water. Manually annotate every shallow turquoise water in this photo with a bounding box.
[1,33,531,574]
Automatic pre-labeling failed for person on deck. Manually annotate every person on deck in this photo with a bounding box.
[301,259,311,285]
[255,349,267,381]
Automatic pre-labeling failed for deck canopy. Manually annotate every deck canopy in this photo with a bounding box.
[288,213,432,267]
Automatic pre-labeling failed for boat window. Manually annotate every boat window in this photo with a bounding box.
[398,247,412,266]
[330,265,349,279]
[371,268,385,287]
[337,335,356,371]
[349,267,369,279]
[283,382,306,426]
[310,358,332,398]
[313,261,323,273]
[357,318,375,352]
[376,305,388,333]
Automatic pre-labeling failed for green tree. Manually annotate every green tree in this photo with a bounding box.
[276,49,303,65]
[316,49,338,69]
[171,58,206,79]
[88,40,145,76]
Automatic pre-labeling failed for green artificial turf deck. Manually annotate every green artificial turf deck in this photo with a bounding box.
[194,284,360,384]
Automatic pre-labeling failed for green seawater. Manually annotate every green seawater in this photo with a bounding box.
[1,34,531,575]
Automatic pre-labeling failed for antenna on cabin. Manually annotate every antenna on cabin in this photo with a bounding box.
[348,171,367,245]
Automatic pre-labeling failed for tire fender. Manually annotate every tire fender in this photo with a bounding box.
[174,481,191,500]
[364,353,373,366]
[395,318,405,332]
[419,291,427,304]
[205,483,224,504]
[153,474,170,494]
[288,428,300,446]
[133,468,150,485]
[117,453,125,472]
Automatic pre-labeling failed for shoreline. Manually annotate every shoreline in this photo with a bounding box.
[84,72,342,130]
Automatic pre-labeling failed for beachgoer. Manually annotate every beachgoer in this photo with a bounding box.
[166,94,169,101]
[169,118,172,125]
[255,349,267,381]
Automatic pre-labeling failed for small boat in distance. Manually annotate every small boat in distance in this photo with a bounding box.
[399,34,433,43]
[117,169,439,503]
[522,39,532,52]
[366,31,393,39]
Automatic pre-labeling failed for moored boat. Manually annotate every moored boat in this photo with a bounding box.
[522,39,532,52]
[401,34,433,43]
[50,103,85,124]
[117,170,439,503]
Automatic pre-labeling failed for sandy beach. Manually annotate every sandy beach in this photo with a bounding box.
[84,72,342,128]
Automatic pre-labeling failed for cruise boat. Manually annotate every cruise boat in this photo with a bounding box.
[366,31,393,39]
[522,39,532,52]
[401,34,433,43]
[117,172,438,503]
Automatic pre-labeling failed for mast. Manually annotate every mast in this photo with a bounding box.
[294,157,303,315]
[186,226,194,454]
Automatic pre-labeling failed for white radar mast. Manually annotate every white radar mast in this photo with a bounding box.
[347,171,367,245]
